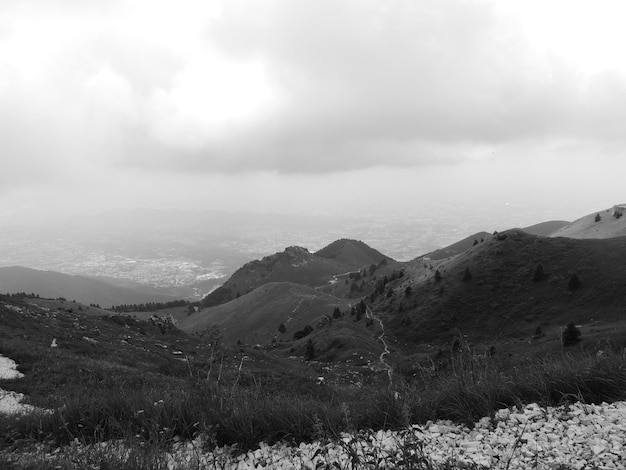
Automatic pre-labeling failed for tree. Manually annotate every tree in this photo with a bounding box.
[304,339,315,361]
[568,273,581,291]
[278,323,286,334]
[462,267,472,281]
[404,285,412,297]
[434,269,442,282]
[332,306,342,319]
[473,239,478,246]
[595,213,602,222]
[293,325,313,340]
[562,322,581,347]
[533,263,545,282]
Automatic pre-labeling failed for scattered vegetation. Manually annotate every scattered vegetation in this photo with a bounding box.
[110,299,197,313]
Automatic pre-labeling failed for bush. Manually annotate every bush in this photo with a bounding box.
[568,273,581,291]
[532,263,545,282]
[293,325,313,340]
[561,322,582,347]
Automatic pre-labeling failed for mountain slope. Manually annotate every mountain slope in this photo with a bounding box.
[380,230,626,348]
[0,266,176,308]
[551,206,626,239]
[521,220,569,237]
[422,232,492,260]
[315,239,393,268]
[183,282,350,344]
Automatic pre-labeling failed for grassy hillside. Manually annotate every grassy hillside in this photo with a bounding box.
[422,232,492,260]
[184,282,349,343]
[521,220,569,236]
[0,266,176,308]
[379,230,626,356]
[551,207,626,239]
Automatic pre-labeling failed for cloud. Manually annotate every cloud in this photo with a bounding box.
[1,0,626,194]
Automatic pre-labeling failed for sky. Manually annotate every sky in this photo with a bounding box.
[1,0,626,225]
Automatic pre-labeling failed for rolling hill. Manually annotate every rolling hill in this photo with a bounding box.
[182,282,351,344]
[550,206,626,239]
[521,220,570,236]
[422,232,492,260]
[0,266,176,308]
[377,229,626,354]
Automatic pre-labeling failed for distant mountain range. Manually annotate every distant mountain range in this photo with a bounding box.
[0,266,177,308]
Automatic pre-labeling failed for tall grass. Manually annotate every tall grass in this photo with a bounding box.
[2,345,625,468]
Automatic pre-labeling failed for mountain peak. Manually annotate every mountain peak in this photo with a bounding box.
[315,239,392,268]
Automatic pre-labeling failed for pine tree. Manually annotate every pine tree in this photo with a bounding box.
[562,322,581,346]
[568,273,581,291]
[304,339,315,361]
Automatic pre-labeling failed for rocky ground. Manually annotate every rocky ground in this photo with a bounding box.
[160,401,626,469]
[2,352,625,469]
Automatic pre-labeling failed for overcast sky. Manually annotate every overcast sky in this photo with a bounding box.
[1,0,625,225]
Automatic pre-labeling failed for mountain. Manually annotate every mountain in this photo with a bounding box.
[201,241,391,308]
[521,220,569,237]
[422,232,492,260]
[315,239,393,268]
[378,230,626,352]
[550,205,626,239]
[0,266,176,308]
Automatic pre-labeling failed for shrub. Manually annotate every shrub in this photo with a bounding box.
[293,325,313,340]
[278,323,286,334]
[595,213,602,222]
[462,267,472,282]
[568,273,581,291]
[532,263,545,282]
[562,322,582,346]
[304,339,315,361]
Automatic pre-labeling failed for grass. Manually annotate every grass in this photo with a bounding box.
[2,295,626,468]
[2,343,625,469]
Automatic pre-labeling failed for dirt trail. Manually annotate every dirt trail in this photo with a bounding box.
[366,308,393,386]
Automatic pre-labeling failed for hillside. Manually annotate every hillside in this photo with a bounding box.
[422,232,492,260]
[315,238,393,268]
[521,220,569,236]
[377,230,626,355]
[183,282,352,346]
[201,241,391,308]
[0,266,176,308]
[551,206,626,239]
